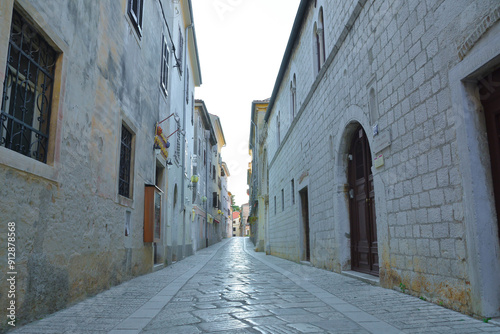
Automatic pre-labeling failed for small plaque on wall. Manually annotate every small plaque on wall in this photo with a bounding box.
[374,154,384,168]
[373,129,391,153]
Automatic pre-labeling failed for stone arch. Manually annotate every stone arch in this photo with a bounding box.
[330,105,388,274]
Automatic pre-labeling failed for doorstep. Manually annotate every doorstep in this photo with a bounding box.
[342,270,380,286]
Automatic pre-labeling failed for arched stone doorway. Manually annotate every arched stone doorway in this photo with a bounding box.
[348,125,379,276]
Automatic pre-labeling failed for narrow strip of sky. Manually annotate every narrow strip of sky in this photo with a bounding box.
[192,0,301,206]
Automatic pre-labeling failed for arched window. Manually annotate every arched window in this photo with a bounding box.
[276,111,281,146]
[369,87,378,124]
[290,74,297,119]
[318,8,326,68]
[314,8,326,75]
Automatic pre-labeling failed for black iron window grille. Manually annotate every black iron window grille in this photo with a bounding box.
[127,0,143,37]
[119,125,133,198]
[1,10,57,163]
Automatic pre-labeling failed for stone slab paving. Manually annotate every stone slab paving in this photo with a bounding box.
[10,237,500,334]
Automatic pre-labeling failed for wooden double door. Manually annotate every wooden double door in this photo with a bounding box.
[479,68,500,238]
[349,126,379,276]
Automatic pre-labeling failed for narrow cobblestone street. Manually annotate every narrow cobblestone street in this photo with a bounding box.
[11,238,500,334]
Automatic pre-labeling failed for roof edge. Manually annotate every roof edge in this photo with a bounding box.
[264,0,309,122]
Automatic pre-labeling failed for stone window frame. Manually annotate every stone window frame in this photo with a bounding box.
[449,20,500,317]
[127,0,144,38]
[276,111,281,146]
[1,9,57,164]
[313,7,326,76]
[274,195,277,215]
[290,73,297,119]
[281,188,284,212]
[118,123,135,199]
[0,3,67,183]
[160,34,170,97]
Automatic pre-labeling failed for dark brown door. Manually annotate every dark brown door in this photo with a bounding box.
[349,126,379,276]
[300,188,310,261]
[479,68,500,238]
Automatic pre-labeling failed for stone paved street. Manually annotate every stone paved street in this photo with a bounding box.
[11,238,500,334]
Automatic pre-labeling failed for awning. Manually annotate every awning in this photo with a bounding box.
[214,219,220,224]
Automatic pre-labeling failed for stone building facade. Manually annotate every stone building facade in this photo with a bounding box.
[221,162,232,238]
[0,0,230,329]
[191,100,217,251]
[190,100,230,251]
[248,99,269,252]
[251,0,500,318]
[207,113,227,243]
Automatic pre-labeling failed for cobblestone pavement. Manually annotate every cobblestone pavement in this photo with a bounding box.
[11,238,500,334]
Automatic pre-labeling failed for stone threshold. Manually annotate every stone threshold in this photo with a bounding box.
[341,270,380,286]
[153,263,165,272]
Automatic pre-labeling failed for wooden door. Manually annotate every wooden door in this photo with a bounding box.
[479,68,500,238]
[349,126,379,276]
[300,188,310,261]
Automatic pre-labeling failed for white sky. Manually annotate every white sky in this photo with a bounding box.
[191,0,301,207]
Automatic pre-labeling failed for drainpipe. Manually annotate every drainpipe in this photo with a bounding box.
[181,23,194,258]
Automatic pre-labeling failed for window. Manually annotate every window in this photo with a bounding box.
[369,87,379,124]
[119,125,133,198]
[276,111,281,146]
[186,70,190,104]
[160,35,169,96]
[127,0,144,37]
[274,196,277,215]
[1,10,57,163]
[290,74,297,119]
[282,189,284,211]
[291,179,295,205]
[314,8,326,75]
[177,27,183,74]
[191,94,194,125]
[212,192,218,208]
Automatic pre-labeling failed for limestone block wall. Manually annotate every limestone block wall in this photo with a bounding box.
[266,0,500,317]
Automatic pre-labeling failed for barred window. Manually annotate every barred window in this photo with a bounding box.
[160,35,169,96]
[1,10,57,163]
[119,125,133,198]
[127,0,143,37]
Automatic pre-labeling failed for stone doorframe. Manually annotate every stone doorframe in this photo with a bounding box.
[449,22,500,317]
[331,106,389,276]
